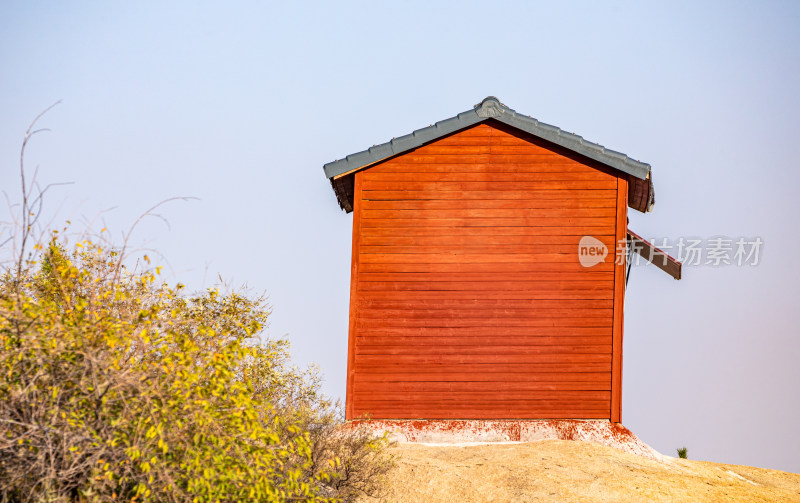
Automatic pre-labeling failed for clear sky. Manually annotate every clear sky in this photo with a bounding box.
[2,1,799,473]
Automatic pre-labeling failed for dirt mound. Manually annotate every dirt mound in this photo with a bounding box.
[363,440,800,502]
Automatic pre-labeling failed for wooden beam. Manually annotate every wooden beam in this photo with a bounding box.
[611,176,628,423]
[627,229,682,280]
[345,173,363,420]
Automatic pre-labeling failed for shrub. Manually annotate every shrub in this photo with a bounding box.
[677,447,688,459]
[0,109,393,502]
[0,239,392,502]
[244,330,394,502]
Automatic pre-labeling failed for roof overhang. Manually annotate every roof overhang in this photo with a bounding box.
[324,97,656,213]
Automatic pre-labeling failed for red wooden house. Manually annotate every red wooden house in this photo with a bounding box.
[323,97,679,425]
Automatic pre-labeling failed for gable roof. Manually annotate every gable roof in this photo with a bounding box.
[324,96,655,212]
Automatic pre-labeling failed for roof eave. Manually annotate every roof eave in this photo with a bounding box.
[323,109,485,180]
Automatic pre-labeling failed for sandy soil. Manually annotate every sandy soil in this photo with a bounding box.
[362,440,800,502]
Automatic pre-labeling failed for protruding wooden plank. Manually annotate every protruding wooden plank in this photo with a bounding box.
[627,229,682,280]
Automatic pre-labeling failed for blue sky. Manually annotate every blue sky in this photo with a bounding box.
[2,1,799,472]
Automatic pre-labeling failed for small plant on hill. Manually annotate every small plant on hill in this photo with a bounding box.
[677,447,688,459]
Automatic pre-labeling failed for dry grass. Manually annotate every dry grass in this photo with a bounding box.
[362,440,800,503]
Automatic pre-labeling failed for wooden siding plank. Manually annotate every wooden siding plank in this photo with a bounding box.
[355,344,611,355]
[356,281,613,292]
[354,400,611,408]
[356,307,614,318]
[355,290,615,300]
[358,292,614,302]
[355,335,612,345]
[358,262,614,273]
[361,208,616,219]
[358,272,612,282]
[359,245,612,255]
[407,142,580,154]
[356,298,614,309]
[363,172,610,182]
[412,136,553,146]
[354,372,610,383]
[362,198,616,210]
[353,381,610,392]
[360,234,611,247]
[372,153,615,165]
[356,355,611,366]
[353,412,611,420]
[413,133,567,146]
[361,180,617,191]
[361,217,614,228]
[374,154,569,165]
[361,264,614,275]
[366,163,607,173]
[352,407,610,416]
[355,318,613,329]
[353,390,612,401]
[355,363,611,373]
[352,411,611,420]
[358,253,600,264]
[356,327,611,337]
[360,226,616,238]
[362,190,616,200]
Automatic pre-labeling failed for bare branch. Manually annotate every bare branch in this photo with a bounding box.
[112,196,199,284]
[8,101,68,280]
